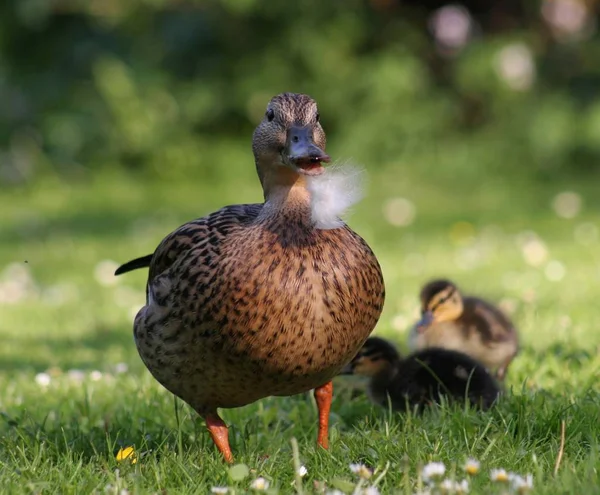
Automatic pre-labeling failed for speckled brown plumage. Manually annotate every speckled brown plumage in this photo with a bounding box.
[409,279,518,381]
[137,206,384,407]
[116,93,385,462]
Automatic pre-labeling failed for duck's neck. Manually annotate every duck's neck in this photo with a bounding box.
[258,166,313,226]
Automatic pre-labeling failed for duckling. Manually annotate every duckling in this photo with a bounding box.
[114,93,385,462]
[409,279,518,381]
[341,337,500,411]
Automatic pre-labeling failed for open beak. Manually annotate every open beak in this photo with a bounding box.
[416,311,434,333]
[284,125,330,176]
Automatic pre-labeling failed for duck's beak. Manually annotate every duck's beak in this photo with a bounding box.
[416,311,434,333]
[284,125,330,176]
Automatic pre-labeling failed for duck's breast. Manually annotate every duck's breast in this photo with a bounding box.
[210,224,384,390]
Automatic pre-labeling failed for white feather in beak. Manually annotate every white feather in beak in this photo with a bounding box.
[305,162,365,230]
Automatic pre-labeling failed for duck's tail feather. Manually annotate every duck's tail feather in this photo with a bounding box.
[114,254,153,275]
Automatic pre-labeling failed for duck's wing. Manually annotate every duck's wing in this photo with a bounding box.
[148,203,262,281]
[113,204,262,278]
[462,297,517,343]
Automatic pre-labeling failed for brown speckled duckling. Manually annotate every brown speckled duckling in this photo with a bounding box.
[409,279,518,381]
[115,93,385,462]
[341,337,500,411]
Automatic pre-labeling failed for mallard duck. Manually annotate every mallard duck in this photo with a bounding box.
[408,279,518,381]
[340,336,500,411]
[114,93,385,462]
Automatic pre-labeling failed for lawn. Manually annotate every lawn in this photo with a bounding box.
[1,149,599,494]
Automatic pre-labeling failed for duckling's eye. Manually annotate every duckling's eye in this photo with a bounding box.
[266,109,275,122]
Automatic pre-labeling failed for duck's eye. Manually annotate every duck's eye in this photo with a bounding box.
[315,112,320,123]
[266,109,275,122]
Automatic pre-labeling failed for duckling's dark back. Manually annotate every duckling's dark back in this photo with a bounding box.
[375,348,500,412]
[460,296,518,343]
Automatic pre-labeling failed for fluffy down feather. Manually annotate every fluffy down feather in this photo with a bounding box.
[306,163,365,230]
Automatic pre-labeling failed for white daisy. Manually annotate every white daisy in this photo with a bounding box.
[464,458,480,475]
[455,479,469,493]
[422,462,446,482]
[296,465,308,477]
[250,477,269,490]
[511,473,534,493]
[210,488,229,494]
[490,469,509,482]
[90,370,103,381]
[35,373,51,387]
[349,463,373,479]
[439,479,455,493]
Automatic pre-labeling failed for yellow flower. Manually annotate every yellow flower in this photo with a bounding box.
[116,446,137,464]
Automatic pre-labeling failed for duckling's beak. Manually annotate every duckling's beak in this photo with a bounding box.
[284,125,330,176]
[416,311,434,333]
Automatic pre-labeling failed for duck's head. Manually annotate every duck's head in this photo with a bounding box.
[416,279,464,331]
[252,93,330,193]
[340,337,400,377]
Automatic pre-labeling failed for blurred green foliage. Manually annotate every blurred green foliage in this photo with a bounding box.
[2,0,600,187]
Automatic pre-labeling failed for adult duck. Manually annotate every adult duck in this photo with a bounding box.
[115,93,385,462]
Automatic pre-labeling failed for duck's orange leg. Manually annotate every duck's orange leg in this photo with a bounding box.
[314,381,333,450]
[205,413,234,463]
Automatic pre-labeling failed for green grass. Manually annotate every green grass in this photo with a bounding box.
[1,157,600,494]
